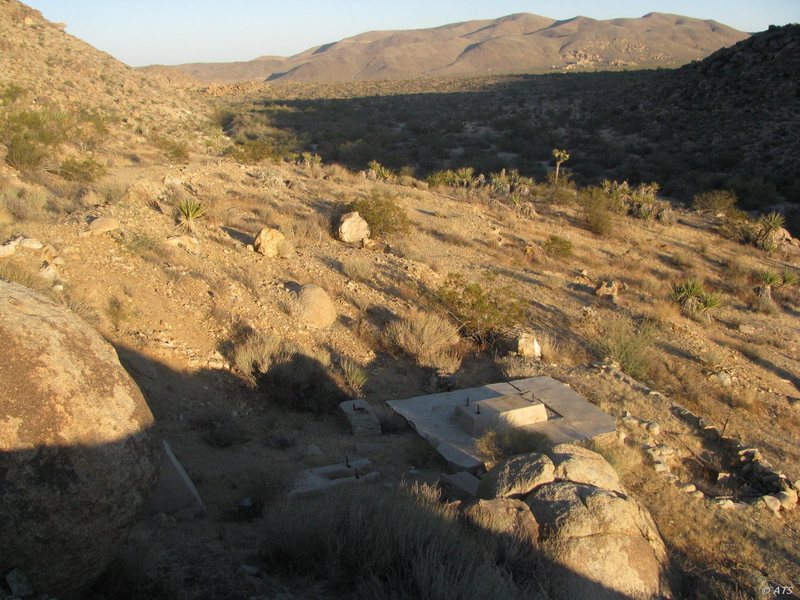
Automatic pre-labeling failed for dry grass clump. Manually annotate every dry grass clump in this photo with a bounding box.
[260,484,535,600]
[341,256,373,281]
[339,356,368,396]
[0,261,49,293]
[0,185,49,221]
[541,235,573,260]
[383,309,462,373]
[729,387,759,411]
[595,319,654,381]
[475,428,552,462]
[538,333,585,366]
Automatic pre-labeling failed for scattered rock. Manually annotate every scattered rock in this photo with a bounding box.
[516,332,542,359]
[525,481,670,600]
[479,453,555,499]
[294,284,337,328]
[5,568,34,598]
[253,227,285,257]
[0,281,159,597]
[0,243,16,258]
[714,371,733,387]
[760,495,781,514]
[738,323,756,335]
[647,422,661,435]
[546,444,625,493]
[595,279,622,304]
[677,482,696,493]
[337,211,370,244]
[19,238,43,250]
[80,217,120,237]
[689,490,705,500]
[776,488,797,511]
[166,235,200,254]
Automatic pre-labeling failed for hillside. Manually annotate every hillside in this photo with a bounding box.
[171,12,748,84]
[2,2,799,600]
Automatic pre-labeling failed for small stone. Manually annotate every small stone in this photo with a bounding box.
[52,284,64,292]
[516,332,542,359]
[776,491,797,511]
[19,238,43,250]
[304,444,323,456]
[0,244,16,258]
[5,568,34,598]
[37,264,59,282]
[253,227,285,257]
[738,323,756,335]
[647,422,661,435]
[84,217,120,236]
[166,235,200,254]
[760,495,781,513]
[714,371,732,387]
[689,490,705,500]
[616,431,626,444]
[653,461,669,473]
[677,482,696,493]
[715,499,735,510]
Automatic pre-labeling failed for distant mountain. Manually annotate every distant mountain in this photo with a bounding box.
[169,12,749,83]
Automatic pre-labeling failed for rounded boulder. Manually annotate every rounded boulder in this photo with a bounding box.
[0,281,159,598]
[294,284,337,328]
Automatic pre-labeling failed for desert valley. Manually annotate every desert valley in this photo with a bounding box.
[1,1,799,599]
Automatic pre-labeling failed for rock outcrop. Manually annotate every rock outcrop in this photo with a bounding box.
[0,281,160,598]
[337,212,370,244]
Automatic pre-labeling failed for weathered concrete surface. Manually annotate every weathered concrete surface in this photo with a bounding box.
[441,470,481,499]
[147,440,207,519]
[0,281,159,598]
[338,399,381,437]
[386,377,616,472]
[290,458,379,498]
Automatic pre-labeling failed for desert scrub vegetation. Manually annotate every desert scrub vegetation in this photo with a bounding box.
[693,189,738,215]
[383,309,462,373]
[600,179,672,223]
[346,189,410,238]
[541,235,573,260]
[149,135,189,163]
[260,485,537,599]
[227,327,345,413]
[0,185,49,221]
[671,278,723,321]
[475,428,552,462]
[57,157,106,183]
[339,356,368,396]
[580,187,616,235]
[433,273,525,347]
[595,319,654,381]
[173,196,207,235]
[0,108,70,171]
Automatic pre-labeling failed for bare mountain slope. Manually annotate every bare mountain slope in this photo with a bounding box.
[170,12,748,83]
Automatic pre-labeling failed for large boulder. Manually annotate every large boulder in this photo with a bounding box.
[546,443,625,493]
[478,453,555,499]
[525,481,670,599]
[0,281,160,598]
[463,498,540,574]
[294,284,337,329]
[337,211,370,244]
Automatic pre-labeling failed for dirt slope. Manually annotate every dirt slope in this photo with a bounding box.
[170,12,748,83]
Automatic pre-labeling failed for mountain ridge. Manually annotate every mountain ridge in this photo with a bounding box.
[166,12,748,84]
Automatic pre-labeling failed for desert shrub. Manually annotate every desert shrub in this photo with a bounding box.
[195,412,249,448]
[427,167,480,189]
[752,211,786,252]
[0,261,49,292]
[105,296,133,330]
[58,157,106,183]
[581,187,614,235]
[260,485,531,600]
[541,235,573,260]
[693,189,737,215]
[0,186,49,221]
[671,279,723,321]
[346,189,410,238]
[367,160,394,181]
[0,83,26,106]
[488,168,534,196]
[601,179,672,223]
[433,273,525,346]
[340,356,368,396]
[384,309,462,372]
[595,319,654,381]
[150,135,189,163]
[1,109,70,171]
[341,256,372,281]
[229,329,283,381]
[475,428,552,462]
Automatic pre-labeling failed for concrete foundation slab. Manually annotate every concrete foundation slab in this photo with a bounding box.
[148,440,207,519]
[387,377,616,472]
[339,399,382,437]
[441,471,481,499]
[290,457,380,498]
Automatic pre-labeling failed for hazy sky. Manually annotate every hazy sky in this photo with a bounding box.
[24,1,800,66]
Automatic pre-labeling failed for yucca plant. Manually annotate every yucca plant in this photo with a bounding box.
[174,197,206,235]
[755,211,785,252]
[781,268,799,287]
[671,278,722,321]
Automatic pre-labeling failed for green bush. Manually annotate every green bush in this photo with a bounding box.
[58,157,106,183]
[260,485,533,599]
[367,160,394,181]
[1,109,69,171]
[150,135,189,163]
[693,189,737,215]
[595,319,654,380]
[542,235,573,260]
[581,187,614,235]
[434,273,525,346]
[347,189,410,237]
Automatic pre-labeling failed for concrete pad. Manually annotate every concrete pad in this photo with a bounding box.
[455,393,547,435]
[387,377,617,472]
[338,399,382,437]
[148,440,207,519]
[290,458,380,498]
[441,471,481,499]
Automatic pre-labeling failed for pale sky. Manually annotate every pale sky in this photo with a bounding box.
[23,1,800,66]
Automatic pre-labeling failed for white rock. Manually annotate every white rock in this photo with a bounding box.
[166,235,200,254]
[0,244,15,258]
[19,238,43,249]
[761,495,781,513]
[253,227,285,257]
[337,212,370,244]
[516,332,542,359]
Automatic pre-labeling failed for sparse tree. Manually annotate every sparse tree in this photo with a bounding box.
[552,148,570,187]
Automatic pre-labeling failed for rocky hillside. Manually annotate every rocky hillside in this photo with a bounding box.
[171,12,748,83]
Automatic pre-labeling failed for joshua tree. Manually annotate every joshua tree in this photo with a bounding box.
[552,148,570,187]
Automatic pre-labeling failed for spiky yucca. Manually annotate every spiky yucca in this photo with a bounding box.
[174,197,206,235]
